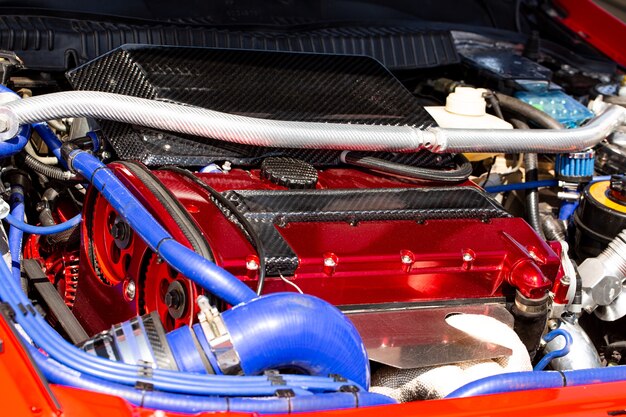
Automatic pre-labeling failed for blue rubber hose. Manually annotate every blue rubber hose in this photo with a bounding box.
[32,122,68,169]
[4,212,82,235]
[0,85,32,158]
[0,200,370,395]
[221,293,370,389]
[446,366,626,398]
[168,293,371,388]
[533,329,573,371]
[0,124,30,158]
[484,180,559,193]
[8,186,24,285]
[69,149,257,306]
[485,176,613,194]
[30,345,395,414]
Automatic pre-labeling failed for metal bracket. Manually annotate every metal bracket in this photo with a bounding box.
[197,296,242,375]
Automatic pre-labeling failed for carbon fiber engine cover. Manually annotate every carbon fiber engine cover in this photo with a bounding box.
[67,45,447,167]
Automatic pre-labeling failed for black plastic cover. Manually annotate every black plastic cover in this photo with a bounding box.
[0,15,458,72]
[67,45,443,167]
[221,186,510,275]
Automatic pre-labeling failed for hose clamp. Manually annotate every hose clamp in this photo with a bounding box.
[197,296,243,375]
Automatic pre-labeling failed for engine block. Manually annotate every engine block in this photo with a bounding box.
[72,161,560,334]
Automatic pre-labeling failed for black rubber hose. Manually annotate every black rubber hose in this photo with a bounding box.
[499,93,563,241]
[20,153,75,181]
[342,153,472,183]
[524,153,546,239]
[542,214,567,241]
[508,118,546,239]
[512,292,549,360]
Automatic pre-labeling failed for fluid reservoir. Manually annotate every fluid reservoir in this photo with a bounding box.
[574,175,626,258]
[425,87,512,161]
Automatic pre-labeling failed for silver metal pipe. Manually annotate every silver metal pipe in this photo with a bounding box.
[437,104,626,153]
[0,92,426,152]
[542,318,601,370]
[1,91,625,154]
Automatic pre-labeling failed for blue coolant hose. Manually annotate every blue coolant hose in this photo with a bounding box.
[446,366,626,398]
[484,176,613,194]
[8,186,25,285]
[69,149,257,306]
[30,343,395,414]
[0,98,377,412]
[484,180,559,193]
[4,211,82,235]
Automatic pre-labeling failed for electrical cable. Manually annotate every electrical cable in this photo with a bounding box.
[341,152,472,182]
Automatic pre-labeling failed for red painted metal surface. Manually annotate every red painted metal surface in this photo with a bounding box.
[552,0,626,67]
[67,164,559,335]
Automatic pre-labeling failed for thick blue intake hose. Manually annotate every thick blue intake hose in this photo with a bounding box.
[222,293,370,389]
[169,293,370,389]
[446,366,626,398]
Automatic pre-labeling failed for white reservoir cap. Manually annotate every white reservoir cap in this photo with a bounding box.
[445,87,488,117]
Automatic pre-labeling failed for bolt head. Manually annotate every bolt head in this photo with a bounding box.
[401,255,413,264]
[124,280,136,301]
[462,252,474,262]
[323,257,337,267]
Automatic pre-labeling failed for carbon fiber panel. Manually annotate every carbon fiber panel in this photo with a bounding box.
[67,45,446,167]
[221,187,510,275]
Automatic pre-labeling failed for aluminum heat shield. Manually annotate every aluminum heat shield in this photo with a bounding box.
[347,303,514,369]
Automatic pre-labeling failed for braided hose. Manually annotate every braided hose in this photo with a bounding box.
[0,91,624,153]
[0,92,429,152]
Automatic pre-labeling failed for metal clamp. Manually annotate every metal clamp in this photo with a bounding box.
[197,296,243,375]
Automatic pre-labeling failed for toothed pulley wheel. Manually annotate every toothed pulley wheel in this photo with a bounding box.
[140,253,200,330]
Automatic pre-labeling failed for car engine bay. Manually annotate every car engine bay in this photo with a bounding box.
[2,3,626,413]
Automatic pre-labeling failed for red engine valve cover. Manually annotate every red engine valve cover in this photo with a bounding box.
[71,163,560,334]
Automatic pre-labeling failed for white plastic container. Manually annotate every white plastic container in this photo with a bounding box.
[425,87,513,130]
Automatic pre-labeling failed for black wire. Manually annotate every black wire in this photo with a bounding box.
[162,166,268,296]
[515,0,523,33]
